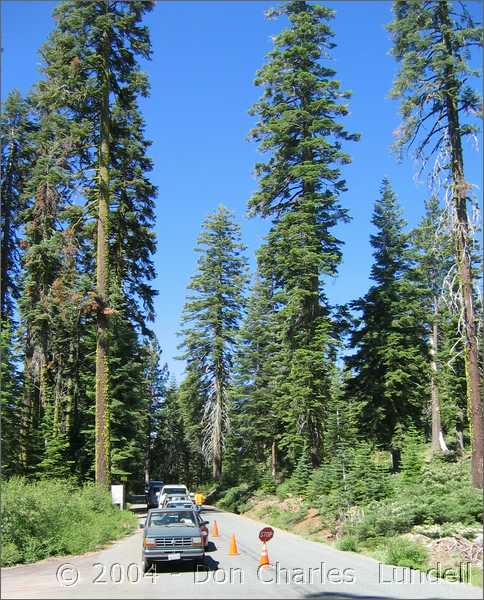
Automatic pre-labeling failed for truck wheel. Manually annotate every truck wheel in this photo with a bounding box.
[143,558,153,574]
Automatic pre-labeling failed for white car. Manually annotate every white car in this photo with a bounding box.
[158,484,189,508]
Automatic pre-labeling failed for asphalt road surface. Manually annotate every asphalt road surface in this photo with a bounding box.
[2,504,481,599]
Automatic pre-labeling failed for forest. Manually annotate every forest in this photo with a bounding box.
[1,0,483,511]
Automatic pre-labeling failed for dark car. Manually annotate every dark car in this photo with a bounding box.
[141,508,209,572]
[145,480,164,509]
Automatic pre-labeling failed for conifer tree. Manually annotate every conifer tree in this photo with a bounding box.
[177,364,210,485]
[0,91,34,322]
[143,339,169,483]
[345,179,428,469]
[388,0,483,487]
[232,272,280,478]
[151,381,191,484]
[18,106,80,472]
[248,0,358,466]
[36,0,155,486]
[0,320,23,476]
[411,196,454,453]
[179,206,248,480]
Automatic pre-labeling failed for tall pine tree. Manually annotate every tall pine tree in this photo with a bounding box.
[248,0,358,466]
[179,206,248,480]
[388,0,483,487]
[1,91,34,322]
[36,0,156,485]
[345,179,428,469]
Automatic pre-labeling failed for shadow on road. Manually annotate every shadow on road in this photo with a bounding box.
[147,556,219,576]
[130,504,147,515]
[304,593,400,600]
[205,541,217,553]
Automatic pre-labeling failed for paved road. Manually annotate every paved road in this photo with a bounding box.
[2,504,481,599]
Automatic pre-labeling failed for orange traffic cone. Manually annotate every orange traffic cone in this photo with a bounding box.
[259,543,270,567]
[228,534,239,556]
[211,520,220,538]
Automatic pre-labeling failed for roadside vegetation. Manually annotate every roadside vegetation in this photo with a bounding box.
[1,478,136,566]
[215,442,483,587]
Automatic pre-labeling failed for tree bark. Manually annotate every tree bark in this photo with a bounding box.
[95,25,111,488]
[430,305,448,455]
[439,0,483,488]
[391,447,401,473]
[271,440,277,481]
[212,367,223,481]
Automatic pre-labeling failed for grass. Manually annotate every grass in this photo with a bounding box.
[1,477,137,566]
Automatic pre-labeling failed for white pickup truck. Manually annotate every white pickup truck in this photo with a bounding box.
[157,484,189,508]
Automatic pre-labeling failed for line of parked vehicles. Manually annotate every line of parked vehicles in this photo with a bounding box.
[141,480,209,573]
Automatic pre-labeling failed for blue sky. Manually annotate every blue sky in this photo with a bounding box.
[2,1,482,379]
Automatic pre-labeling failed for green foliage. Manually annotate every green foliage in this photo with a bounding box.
[345,179,428,450]
[0,319,23,476]
[178,205,248,480]
[275,479,294,500]
[342,458,482,541]
[289,444,313,495]
[343,501,417,540]
[230,274,280,479]
[399,429,425,484]
[264,505,306,530]
[336,535,360,552]
[1,478,136,566]
[413,522,481,540]
[388,0,482,164]
[216,483,255,514]
[247,0,358,465]
[12,0,160,483]
[0,90,34,321]
[383,537,429,570]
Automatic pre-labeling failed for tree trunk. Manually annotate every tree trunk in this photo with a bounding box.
[430,306,448,455]
[212,370,223,481]
[95,27,111,488]
[439,0,483,488]
[455,410,465,455]
[391,447,401,473]
[271,440,277,480]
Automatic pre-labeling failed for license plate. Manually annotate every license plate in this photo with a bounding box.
[168,553,181,560]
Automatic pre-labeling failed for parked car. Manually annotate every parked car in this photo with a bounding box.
[164,498,201,515]
[157,484,189,507]
[145,480,164,509]
[141,508,209,572]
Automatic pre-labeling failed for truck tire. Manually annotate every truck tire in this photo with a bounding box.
[143,558,153,574]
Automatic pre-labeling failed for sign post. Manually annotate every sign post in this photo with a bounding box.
[258,526,274,543]
[111,484,124,510]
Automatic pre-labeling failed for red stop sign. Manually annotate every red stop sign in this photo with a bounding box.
[259,527,274,542]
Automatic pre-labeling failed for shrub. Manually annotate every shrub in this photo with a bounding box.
[383,537,429,570]
[1,477,136,566]
[336,535,360,552]
[275,479,293,499]
[413,522,482,540]
[399,429,425,484]
[344,501,419,540]
[216,483,255,513]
